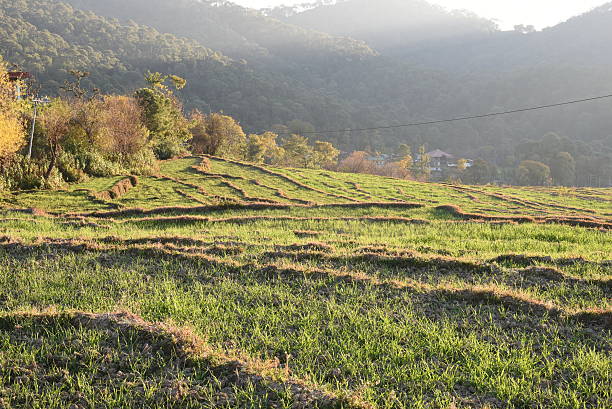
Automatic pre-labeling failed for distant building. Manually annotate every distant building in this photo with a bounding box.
[367,153,392,166]
[417,149,473,181]
[426,149,454,172]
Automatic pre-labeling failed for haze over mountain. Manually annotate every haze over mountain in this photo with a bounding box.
[269,0,499,52]
[1,0,611,182]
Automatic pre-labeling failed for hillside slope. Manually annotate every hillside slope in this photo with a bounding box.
[0,157,610,408]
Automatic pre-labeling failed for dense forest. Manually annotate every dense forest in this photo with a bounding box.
[1,0,611,185]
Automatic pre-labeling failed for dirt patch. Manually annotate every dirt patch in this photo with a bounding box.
[282,242,335,253]
[294,230,323,238]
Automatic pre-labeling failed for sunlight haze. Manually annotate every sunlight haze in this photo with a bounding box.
[234,0,609,29]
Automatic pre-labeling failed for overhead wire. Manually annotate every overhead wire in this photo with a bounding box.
[273,93,612,135]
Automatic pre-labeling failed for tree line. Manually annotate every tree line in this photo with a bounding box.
[1,56,609,190]
[0,60,343,190]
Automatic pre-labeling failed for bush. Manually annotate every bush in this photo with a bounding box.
[57,152,87,183]
[83,150,124,177]
[0,155,64,190]
[124,148,158,176]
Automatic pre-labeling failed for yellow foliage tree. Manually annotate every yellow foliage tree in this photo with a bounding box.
[0,58,26,162]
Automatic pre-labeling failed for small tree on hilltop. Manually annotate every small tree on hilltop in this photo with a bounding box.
[313,141,340,169]
[246,131,284,164]
[282,135,314,168]
[191,111,246,159]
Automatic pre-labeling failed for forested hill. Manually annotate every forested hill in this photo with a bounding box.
[64,0,376,63]
[0,0,375,132]
[273,0,498,52]
[1,0,611,184]
[0,0,226,91]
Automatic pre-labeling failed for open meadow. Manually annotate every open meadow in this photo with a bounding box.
[0,156,610,408]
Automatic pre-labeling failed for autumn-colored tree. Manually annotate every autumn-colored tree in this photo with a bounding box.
[0,58,25,164]
[378,161,412,179]
[0,115,24,162]
[39,100,72,179]
[68,97,105,145]
[99,95,149,156]
[191,111,246,159]
[336,151,376,174]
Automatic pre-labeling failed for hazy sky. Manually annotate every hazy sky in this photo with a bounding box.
[232,0,609,30]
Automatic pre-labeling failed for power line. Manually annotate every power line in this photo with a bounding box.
[279,93,612,135]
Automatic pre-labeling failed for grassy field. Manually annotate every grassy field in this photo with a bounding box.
[0,156,610,408]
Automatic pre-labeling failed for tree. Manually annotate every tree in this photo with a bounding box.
[39,100,72,180]
[398,144,412,161]
[68,97,105,145]
[337,151,376,174]
[282,135,314,168]
[313,141,340,168]
[0,59,25,163]
[191,111,246,159]
[462,159,497,185]
[287,120,315,136]
[60,70,99,100]
[550,152,576,186]
[135,85,190,160]
[516,160,552,186]
[413,145,430,181]
[144,71,186,91]
[246,132,284,164]
[99,95,149,157]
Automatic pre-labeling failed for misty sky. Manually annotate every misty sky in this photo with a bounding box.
[233,0,609,30]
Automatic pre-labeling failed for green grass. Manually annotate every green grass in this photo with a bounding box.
[0,156,610,408]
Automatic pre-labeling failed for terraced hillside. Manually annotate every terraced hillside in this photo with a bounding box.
[0,157,610,408]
